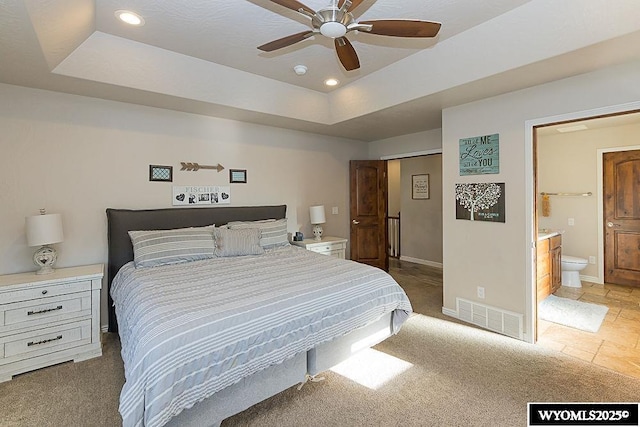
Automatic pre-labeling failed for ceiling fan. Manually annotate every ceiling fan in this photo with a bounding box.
[258,0,442,71]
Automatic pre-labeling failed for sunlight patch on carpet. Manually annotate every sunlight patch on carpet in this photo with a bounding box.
[330,348,413,390]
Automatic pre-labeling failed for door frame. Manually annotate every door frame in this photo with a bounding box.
[524,100,640,344]
[597,145,640,284]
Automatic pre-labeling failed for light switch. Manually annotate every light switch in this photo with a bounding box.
[332,207,339,215]
[568,218,575,226]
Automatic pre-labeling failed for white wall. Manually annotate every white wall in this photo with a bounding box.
[538,123,640,280]
[0,83,368,328]
[441,59,640,341]
[400,155,443,266]
[368,128,442,160]
[387,159,401,216]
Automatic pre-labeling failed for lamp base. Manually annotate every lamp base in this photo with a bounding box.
[312,225,323,241]
[33,245,57,275]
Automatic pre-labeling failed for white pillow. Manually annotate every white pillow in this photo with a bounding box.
[214,227,264,257]
[227,218,289,249]
[128,226,215,268]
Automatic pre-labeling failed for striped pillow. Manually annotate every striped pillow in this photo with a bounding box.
[227,218,289,249]
[129,226,215,268]
[214,227,264,257]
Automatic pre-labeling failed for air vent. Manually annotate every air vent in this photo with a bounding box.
[456,298,523,339]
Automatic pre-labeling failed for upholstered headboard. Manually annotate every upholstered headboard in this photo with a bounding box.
[106,205,287,333]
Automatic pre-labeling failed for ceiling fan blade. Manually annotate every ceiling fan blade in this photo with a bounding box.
[359,20,442,38]
[258,31,315,52]
[338,0,366,12]
[269,0,316,16]
[334,37,360,71]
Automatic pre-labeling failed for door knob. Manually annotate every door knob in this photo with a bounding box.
[607,222,620,228]
[352,220,360,225]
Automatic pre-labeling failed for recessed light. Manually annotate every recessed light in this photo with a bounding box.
[115,10,145,26]
[556,124,588,133]
[324,78,339,87]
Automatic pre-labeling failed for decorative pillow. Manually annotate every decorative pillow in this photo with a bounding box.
[129,226,215,268]
[227,218,289,249]
[214,227,264,257]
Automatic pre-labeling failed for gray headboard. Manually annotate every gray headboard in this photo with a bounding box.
[106,205,287,333]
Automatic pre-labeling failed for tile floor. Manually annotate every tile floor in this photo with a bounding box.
[536,281,640,380]
[388,258,640,380]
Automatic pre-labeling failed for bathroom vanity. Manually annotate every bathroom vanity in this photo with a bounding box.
[537,231,562,301]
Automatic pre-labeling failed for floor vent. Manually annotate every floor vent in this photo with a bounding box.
[456,298,523,340]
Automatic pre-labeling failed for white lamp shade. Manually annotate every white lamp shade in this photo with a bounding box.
[26,213,64,247]
[309,205,326,225]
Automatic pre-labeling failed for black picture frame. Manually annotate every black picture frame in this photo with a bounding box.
[229,169,247,183]
[412,174,430,199]
[149,165,173,182]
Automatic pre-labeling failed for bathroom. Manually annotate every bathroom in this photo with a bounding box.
[534,111,640,378]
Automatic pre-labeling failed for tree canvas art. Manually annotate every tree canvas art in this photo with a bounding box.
[455,183,505,222]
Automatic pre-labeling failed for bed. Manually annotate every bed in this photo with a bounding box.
[106,205,412,427]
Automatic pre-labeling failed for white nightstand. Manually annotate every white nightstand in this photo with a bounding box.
[292,236,348,259]
[0,264,103,382]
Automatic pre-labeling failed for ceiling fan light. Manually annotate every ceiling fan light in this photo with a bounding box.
[320,22,347,38]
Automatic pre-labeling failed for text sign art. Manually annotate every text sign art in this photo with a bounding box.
[459,133,499,176]
[173,186,230,206]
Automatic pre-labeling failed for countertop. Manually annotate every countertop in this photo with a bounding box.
[538,229,563,240]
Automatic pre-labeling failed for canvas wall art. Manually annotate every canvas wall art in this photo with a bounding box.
[455,182,505,222]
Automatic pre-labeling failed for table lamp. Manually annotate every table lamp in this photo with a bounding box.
[309,205,326,241]
[26,209,64,275]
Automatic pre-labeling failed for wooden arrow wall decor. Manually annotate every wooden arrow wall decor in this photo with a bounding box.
[180,162,225,172]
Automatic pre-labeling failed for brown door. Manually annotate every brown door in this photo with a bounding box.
[349,160,388,271]
[604,149,640,287]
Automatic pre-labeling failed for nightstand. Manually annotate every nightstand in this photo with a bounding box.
[292,236,348,259]
[0,264,103,382]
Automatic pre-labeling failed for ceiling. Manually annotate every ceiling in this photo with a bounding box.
[536,111,640,137]
[2,0,640,141]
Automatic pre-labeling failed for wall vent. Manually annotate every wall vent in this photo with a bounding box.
[456,298,523,340]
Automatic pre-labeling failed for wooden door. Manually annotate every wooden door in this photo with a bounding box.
[604,149,640,287]
[349,160,388,271]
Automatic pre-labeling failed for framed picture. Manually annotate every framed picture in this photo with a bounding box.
[412,174,430,199]
[455,182,505,222]
[229,169,247,183]
[149,165,173,182]
[173,186,230,205]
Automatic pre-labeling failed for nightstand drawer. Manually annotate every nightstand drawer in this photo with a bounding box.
[0,291,92,333]
[0,280,92,305]
[309,245,336,254]
[0,319,91,361]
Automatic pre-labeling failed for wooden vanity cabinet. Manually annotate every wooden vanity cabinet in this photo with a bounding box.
[536,234,562,301]
[549,235,562,294]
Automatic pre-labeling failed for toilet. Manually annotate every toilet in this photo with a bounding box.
[561,255,588,287]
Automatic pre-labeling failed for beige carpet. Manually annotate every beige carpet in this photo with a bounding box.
[1,263,639,426]
[224,313,640,426]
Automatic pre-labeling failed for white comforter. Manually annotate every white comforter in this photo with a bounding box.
[111,245,412,427]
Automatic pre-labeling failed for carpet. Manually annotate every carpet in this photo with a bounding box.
[539,294,608,332]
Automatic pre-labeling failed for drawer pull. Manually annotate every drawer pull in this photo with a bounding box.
[41,290,48,295]
[27,305,63,316]
[27,335,63,347]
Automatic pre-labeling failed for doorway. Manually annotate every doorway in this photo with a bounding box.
[385,154,443,269]
[349,154,444,272]
[531,110,640,379]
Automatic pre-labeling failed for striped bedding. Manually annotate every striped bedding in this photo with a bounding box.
[111,245,412,427]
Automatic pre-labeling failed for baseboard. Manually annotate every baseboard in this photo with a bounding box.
[441,307,457,317]
[399,256,443,269]
[580,274,602,284]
